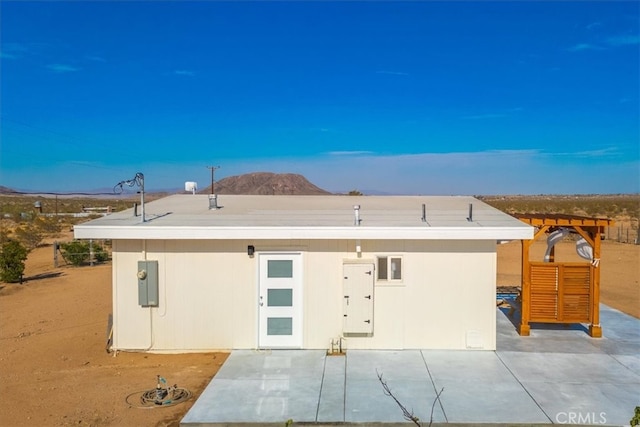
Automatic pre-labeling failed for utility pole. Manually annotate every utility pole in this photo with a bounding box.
[206,165,221,210]
[206,166,220,194]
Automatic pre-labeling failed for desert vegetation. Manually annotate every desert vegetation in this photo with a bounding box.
[478,194,639,219]
[0,194,144,217]
[0,240,28,283]
[480,194,639,244]
[0,194,128,273]
[0,193,142,242]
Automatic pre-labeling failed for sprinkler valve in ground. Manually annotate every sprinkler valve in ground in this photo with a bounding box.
[125,375,192,408]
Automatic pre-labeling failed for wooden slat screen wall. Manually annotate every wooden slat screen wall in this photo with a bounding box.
[529,263,592,323]
[530,263,558,322]
[560,264,591,323]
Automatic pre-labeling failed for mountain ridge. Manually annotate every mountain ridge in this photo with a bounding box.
[199,172,332,195]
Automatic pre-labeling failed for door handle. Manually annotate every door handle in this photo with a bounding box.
[259,296,264,306]
[365,295,371,299]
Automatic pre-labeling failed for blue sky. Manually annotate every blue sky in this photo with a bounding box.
[1,1,638,195]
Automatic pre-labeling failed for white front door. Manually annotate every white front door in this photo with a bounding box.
[258,253,303,348]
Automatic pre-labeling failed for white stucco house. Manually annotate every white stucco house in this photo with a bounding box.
[74,194,533,352]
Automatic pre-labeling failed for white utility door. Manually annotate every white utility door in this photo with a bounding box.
[258,253,303,348]
[343,263,375,335]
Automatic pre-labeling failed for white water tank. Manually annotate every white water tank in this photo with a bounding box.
[184,181,197,194]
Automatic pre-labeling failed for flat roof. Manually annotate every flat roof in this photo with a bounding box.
[74,194,533,240]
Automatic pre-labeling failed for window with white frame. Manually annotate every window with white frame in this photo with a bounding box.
[377,256,402,281]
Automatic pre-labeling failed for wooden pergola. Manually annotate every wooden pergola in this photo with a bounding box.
[515,214,615,337]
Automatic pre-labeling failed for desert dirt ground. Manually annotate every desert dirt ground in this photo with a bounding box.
[0,237,638,427]
[0,239,228,427]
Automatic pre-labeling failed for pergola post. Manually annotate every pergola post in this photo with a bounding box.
[519,238,531,336]
[589,226,603,337]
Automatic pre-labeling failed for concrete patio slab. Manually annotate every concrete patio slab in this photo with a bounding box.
[612,354,640,376]
[316,355,345,422]
[181,304,640,426]
[496,351,640,384]
[434,380,550,424]
[345,377,446,423]
[521,381,638,426]
[423,351,550,424]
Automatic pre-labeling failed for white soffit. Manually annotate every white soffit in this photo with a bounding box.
[74,225,532,240]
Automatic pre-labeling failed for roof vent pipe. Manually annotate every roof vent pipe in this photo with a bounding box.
[421,203,426,222]
[467,203,473,222]
[138,173,146,223]
[209,194,219,210]
[353,205,361,226]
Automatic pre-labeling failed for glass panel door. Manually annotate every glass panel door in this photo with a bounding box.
[258,253,302,348]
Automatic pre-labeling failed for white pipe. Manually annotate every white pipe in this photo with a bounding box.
[138,173,145,223]
[576,237,593,261]
[544,228,569,262]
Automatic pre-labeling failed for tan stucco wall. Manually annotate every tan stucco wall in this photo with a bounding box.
[111,238,497,352]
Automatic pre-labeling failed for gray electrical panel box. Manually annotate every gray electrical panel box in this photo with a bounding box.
[137,260,159,307]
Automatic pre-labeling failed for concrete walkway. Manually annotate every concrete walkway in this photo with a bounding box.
[181,305,640,426]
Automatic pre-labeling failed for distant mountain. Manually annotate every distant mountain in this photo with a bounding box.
[199,172,332,195]
[0,186,16,194]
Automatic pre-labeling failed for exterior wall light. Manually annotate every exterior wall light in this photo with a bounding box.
[247,245,255,257]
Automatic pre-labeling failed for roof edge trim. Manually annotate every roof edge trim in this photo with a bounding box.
[74,225,533,240]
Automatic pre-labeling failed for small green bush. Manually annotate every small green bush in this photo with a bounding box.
[0,240,28,283]
[60,241,90,266]
[631,406,640,427]
[60,240,109,266]
[94,244,109,262]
